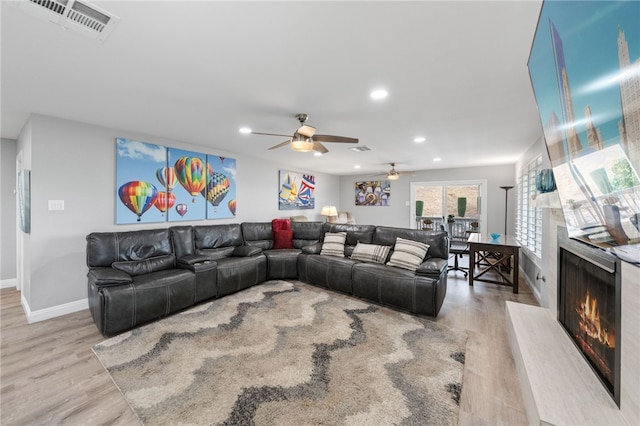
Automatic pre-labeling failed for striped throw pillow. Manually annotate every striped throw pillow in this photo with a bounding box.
[320,232,347,257]
[386,237,430,271]
[350,242,391,264]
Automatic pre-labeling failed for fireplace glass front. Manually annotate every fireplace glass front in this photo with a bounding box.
[558,235,621,406]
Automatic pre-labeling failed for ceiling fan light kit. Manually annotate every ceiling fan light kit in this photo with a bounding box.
[290,138,314,152]
[250,113,358,154]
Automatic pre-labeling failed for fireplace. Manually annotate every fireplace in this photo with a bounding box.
[558,232,621,406]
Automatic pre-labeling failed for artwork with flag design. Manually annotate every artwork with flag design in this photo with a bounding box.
[279,170,315,210]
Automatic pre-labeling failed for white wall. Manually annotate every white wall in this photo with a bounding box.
[19,114,339,317]
[1,138,17,286]
[338,165,516,232]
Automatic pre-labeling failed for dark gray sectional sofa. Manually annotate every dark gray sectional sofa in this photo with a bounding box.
[86,221,449,336]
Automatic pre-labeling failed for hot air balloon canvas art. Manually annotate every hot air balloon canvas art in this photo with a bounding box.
[116,138,167,224]
[116,139,237,224]
[279,170,315,210]
[205,155,237,219]
[168,148,207,222]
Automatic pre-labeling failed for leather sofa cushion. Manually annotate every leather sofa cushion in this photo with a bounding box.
[88,267,133,286]
[112,254,176,276]
[169,226,195,258]
[86,229,172,267]
[291,221,323,248]
[241,222,273,250]
[373,227,448,260]
[386,238,430,272]
[350,242,391,264]
[323,223,375,246]
[194,224,243,249]
[197,247,235,260]
[320,232,347,257]
[232,246,263,257]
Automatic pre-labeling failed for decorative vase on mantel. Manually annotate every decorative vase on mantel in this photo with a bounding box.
[536,169,557,193]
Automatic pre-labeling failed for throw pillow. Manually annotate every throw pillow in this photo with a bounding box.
[272,218,291,232]
[386,237,430,272]
[320,232,347,257]
[350,242,391,264]
[273,229,294,249]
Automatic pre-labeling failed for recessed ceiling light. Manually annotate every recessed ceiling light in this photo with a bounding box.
[354,165,361,169]
[314,152,323,157]
[370,89,388,100]
[433,158,441,162]
[414,137,426,143]
[239,127,251,134]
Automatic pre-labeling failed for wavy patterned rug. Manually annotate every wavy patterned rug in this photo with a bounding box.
[93,281,467,425]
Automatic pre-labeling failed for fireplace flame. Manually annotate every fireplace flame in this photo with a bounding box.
[576,290,615,348]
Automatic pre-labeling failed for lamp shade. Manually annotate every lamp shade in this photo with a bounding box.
[321,205,338,216]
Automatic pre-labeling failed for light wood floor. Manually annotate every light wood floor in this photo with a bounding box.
[1,258,538,425]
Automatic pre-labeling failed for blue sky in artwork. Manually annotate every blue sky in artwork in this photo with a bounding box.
[528,1,639,147]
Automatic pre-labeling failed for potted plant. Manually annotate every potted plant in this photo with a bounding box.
[447,214,455,223]
[457,197,467,217]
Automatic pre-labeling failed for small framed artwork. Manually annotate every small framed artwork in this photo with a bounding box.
[355,180,391,206]
[279,170,315,210]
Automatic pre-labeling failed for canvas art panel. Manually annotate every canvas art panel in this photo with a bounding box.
[116,138,238,224]
[355,181,391,206]
[167,147,207,222]
[204,155,237,219]
[279,170,315,210]
[115,138,167,224]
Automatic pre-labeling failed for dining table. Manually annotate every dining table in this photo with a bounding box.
[467,233,521,293]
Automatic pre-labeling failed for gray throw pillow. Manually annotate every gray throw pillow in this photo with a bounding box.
[386,237,430,271]
[320,232,347,257]
[350,242,391,264]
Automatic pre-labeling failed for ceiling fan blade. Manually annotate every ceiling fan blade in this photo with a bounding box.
[312,142,329,154]
[251,131,292,138]
[296,124,316,138]
[313,134,359,144]
[268,140,292,150]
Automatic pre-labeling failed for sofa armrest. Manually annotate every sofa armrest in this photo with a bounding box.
[415,258,448,277]
[177,254,212,267]
[301,242,323,255]
[232,245,263,257]
[88,267,133,287]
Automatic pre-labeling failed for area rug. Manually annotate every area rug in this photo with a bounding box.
[93,281,467,425]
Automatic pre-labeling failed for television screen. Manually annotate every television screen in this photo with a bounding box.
[528,0,640,264]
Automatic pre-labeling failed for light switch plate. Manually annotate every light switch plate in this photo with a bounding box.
[48,200,64,211]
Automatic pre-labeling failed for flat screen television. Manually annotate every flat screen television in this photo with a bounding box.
[528,0,640,264]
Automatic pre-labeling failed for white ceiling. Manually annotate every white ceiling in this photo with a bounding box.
[1,0,544,176]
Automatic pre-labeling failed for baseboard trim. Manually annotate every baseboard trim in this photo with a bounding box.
[21,295,89,324]
[0,278,17,289]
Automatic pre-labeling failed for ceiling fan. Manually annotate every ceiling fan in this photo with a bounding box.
[372,163,415,180]
[250,113,358,154]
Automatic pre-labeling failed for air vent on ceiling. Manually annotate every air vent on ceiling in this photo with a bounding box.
[17,0,120,42]
[350,145,372,152]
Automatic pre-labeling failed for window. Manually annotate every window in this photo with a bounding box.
[516,156,543,258]
[410,180,487,233]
